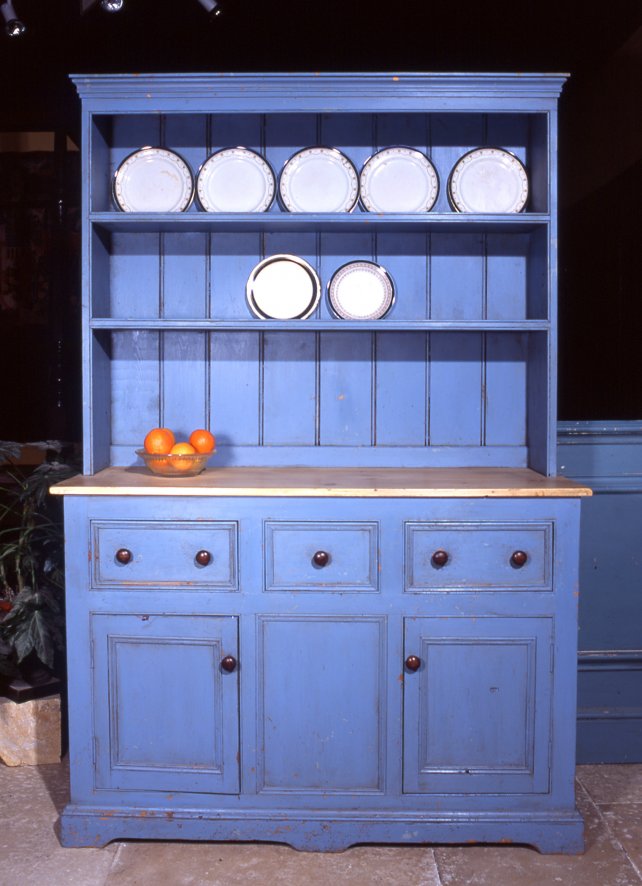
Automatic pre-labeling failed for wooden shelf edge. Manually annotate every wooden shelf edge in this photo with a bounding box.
[51,466,593,498]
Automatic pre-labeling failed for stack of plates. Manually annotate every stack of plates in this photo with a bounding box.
[113,147,194,212]
[448,147,528,213]
[279,147,359,213]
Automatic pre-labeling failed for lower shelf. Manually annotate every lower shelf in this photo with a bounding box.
[60,804,585,854]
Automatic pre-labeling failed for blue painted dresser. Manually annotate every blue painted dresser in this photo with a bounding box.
[53,73,591,853]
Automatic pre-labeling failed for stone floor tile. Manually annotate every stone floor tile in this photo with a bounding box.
[600,804,642,876]
[0,759,117,886]
[577,765,642,805]
[105,841,439,886]
[433,784,642,886]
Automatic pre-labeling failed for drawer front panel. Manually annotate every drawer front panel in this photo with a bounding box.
[405,521,552,591]
[91,520,238,590]
[265,521,379,592]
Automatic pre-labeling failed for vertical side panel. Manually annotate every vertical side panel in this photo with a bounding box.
[162,331,208,438]
[90,227,111,319]
[319,332,373,446]
[376,332,426,447]
[163,233,208,319]
[430,233,484,321]
[485,332,527,448]
[210,332,260,448]
[88,331,112,471]
[111,331,160,448]
[429,333,483,446]
[262,333,317,445]
[110,233,160,320]
[527,331,551,474]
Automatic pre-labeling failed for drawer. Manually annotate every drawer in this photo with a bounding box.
[405,521,552,591]
[91,520,238,590]
[265,521,379,592]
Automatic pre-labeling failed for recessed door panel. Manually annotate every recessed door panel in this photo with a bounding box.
[92,613,239,793]
[403,616,552,794]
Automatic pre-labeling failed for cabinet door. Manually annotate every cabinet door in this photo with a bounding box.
[256,616,387,794]
[403,616,553,794]
[91,613,239,793]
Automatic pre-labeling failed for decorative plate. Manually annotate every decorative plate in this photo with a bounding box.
[359,146,439,213]
[196,147,275,212]
[246,254,321,320]
[279,147,359,213]
[448,147,529,213]
[328,261,395,320]
[113,147,194,212]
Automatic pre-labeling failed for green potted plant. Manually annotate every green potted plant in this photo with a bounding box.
[0,441,78,693]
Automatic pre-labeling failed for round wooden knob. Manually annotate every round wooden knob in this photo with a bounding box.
[115,548,132,565]
[312,550,330,567]
[510,550,528,568]
[405,655,421,672]
[195,550,212,566]
[221,655,237,673]
[431,549,449,568]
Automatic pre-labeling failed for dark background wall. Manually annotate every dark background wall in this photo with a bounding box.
[1,0,641,441]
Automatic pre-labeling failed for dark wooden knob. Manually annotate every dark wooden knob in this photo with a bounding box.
[510,550,528,568]
[312,550,330,567]
[431,549,449,568]
[405,655,421,672]
[115,548,132,565]
[221,655,237,673]
[195,550,212,566]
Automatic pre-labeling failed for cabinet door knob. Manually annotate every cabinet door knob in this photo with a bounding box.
[115,548,132,565]
[405,655,421,672]
[312,550,330,567]
[431,549,449,568]
[195,550,212,567]
[221,655,237,673]
[510,550,528,568]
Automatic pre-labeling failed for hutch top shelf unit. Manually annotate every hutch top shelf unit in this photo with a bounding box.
[72,72,566,479]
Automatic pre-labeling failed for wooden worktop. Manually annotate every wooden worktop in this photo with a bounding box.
[51,466,592,498]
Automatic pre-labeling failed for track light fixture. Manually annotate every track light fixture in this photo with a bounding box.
[0,0,26,36]
[196,0,222,18]
[100,0,124,11]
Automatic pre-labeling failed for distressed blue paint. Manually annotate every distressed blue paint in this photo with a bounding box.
[61,73,588,853]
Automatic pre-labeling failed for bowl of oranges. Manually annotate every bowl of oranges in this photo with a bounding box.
[136,427,216,477]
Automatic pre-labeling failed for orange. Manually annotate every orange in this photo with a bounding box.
[169,441,197,472]
[189,428,216,453]
[144,427,175,455]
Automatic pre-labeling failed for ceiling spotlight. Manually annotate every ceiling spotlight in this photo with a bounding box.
[196,0,222,17]
[0,1,26,36]
[100,0,124,11]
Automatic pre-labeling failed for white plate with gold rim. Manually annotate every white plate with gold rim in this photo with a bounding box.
[196,147,275,212]
[448,147,529,213]
[113,147,194,212]
[359,146,439,213]
[279,147,359,213]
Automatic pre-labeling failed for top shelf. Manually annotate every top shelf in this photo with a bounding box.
[91,212,550,235]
